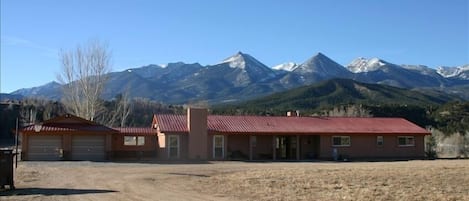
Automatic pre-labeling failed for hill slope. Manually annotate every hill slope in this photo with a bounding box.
[214,79,460,114]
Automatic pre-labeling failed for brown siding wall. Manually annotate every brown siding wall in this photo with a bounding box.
[253,135,274,160]
[319,135,425,159]
[226,135,250,160]
[21,133,29,159]
[112,134,157,151]
[299,135,320,159]
[63,134,72,159]
[112,134,158,158]
[180,134,189,159]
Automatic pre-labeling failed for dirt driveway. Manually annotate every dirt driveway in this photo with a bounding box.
[1,160,468,201]
[1,161,238,201]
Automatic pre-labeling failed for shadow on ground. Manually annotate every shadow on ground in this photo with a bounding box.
[167,172,211,177]
[0,188,117,196]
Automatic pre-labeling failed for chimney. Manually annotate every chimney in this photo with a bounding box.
[286,110,300,117]
[187,107,208,160]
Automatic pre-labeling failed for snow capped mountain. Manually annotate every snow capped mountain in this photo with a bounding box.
[7,51,469,103]
[401,64,441,76]
[216,51,276,81]
[437,65,469,79]
[272,62,298,71]
[125,64,163,78]
[347,57,389,73]
[220,51,269,70]
[294,52,351,78]
[437,66,460,77]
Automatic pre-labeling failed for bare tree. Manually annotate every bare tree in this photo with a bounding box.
[103,89,132,127]
[57,40,111,121]
[119,89,132,127]
[326,104,371,117]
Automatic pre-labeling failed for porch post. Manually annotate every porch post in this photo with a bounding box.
[224,134,228,160]
[296,135,300,160]
[272,135,276,160]
[249,135,253,160]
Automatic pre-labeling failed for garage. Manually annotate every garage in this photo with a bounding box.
[27,135,63,161]
[71,135,106,161]
[21,114,116,161]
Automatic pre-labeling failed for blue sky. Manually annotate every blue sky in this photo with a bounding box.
[1,0,468,93]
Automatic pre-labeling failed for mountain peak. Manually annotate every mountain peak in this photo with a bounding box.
[437,65,469,78]
[347,57,389,73]
[220,52,267,69]
[315,52,326,57]
[221,52,246,68]
[304,52,334,64]
[293,52,350,78]
[272,62,298,71]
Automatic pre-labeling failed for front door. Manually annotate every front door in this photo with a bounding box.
[276,136,297,160]
[213,135,224,159]
[167,135,179,159]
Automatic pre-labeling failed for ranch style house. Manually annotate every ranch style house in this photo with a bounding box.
[20,107,430,161]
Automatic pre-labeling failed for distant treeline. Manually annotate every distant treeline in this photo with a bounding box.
[1,98,468,144]
[212,102,469,136]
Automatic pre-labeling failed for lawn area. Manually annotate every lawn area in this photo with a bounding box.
[1,160,468,201]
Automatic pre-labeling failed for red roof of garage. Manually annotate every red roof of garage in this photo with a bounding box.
[21,114,117,133]
[154,114,430,135]
[22,124,116,133]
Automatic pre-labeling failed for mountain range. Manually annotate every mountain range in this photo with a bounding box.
[5,52,469,103]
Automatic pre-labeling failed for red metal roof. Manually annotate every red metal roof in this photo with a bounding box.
[22,114,116,133]
[113,127,155,135]
[155,114,430,135]
[155,114,188,132]
[22,124,116,133]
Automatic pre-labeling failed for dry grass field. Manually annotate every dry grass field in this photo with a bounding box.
[1,160,468,201]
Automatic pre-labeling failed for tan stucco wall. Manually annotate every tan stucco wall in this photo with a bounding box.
[188,108,208,160]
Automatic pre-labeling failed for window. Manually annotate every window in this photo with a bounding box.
[213,135,224,159]
[398,136,415,146]
[124,136,145,146]
[137,136,145,145]
[332,136,351,147]
[377,136,384,146]
[168,135,179,158]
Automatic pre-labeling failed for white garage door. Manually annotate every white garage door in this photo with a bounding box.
[28,135,62,161]
[71,135,106,161]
